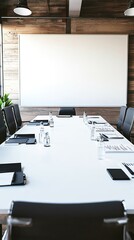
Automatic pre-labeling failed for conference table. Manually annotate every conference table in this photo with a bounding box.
[0,115,134,220]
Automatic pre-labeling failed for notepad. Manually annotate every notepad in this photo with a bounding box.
[0,172,14,186]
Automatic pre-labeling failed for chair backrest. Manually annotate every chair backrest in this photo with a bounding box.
[117,106,127,132]
[0,109,7,144]
[122,107,134,140]
[3,105,17,135]
[59,107,76,116]
[12,104,22,128]
[6,201,127,240]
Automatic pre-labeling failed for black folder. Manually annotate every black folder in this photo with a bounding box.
[14,134,35,138]
[0,163,26,186]
[29,120,49,126]
[0,163,21,173]
[5,134,36,144]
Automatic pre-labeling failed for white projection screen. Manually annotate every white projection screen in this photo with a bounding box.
[19,34,128,107]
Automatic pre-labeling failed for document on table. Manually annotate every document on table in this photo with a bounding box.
[96,126,115,132]
[0,172,14,186]
[100,133,124,139]
[88,119,106,124]
[105,144,134,153]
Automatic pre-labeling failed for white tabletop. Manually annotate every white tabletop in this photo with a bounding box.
[0,115,134,214]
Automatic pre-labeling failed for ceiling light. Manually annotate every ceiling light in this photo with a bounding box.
[14,0,32,16]
[124,0,134,16]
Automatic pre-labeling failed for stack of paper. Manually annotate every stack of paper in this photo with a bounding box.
[96,126,114,132]
[0,172,14,186]
[105,144,134,153]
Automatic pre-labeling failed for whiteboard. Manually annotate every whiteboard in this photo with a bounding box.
[19,34,128,107]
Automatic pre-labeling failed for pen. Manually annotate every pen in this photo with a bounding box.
[109,137,124,139]
[123,163,134,175]
[88,117,99,118]
[101,133,108,139]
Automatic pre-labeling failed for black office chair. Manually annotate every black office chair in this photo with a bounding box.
[3,105,17,135]
[4,200,128,240]
[0,109,7,144]
[117,106,127,133]
[59,107,76,116]
[12,104,23,129]
[121,107,134,141]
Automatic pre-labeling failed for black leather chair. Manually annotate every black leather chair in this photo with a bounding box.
[121,107,134,141]
[117,106,127,133]
[4,200,128,240]
[12,104,22,129]
[3,105,17,135]
[0,109,7,144]
[59,107,76,116]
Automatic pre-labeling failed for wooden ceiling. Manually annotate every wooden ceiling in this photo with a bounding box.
[0,0,130,18]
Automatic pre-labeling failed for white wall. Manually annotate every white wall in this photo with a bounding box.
[19,34,128,107]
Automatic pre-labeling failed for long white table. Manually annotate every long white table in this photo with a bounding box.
[0,115,134,215]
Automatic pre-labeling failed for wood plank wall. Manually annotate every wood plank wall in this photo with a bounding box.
[1,17,134,123]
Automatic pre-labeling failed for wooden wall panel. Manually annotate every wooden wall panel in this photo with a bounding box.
[2,18,66,101]
[128,36,134,106]
[71,18,134,34]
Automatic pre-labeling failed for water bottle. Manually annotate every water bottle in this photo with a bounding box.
[90,122,95,140]
[98,137,105,160]
[49,112,54,127]
[44,132,50,147]
[39,123,44,143]
[83,111,87,124]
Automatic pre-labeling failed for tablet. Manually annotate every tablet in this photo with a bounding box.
[107,168,130,180]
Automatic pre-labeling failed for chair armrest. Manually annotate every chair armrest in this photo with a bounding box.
[104,216,128,225]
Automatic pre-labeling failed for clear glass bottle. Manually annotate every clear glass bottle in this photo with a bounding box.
[39,123,44,143]
[44,132,50,147]
[49,112,54,127]
[90,122,95,140]
[83,111,87,124]
[98,137,105,160]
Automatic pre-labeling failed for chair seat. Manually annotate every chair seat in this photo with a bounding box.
[59,107,76,116]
